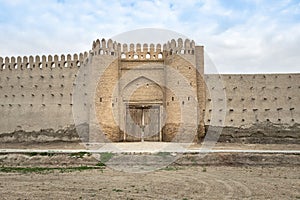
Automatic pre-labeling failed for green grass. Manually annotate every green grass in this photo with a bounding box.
[26,152,55,157]
[155,152,171,157]
[26,151,92,158]
[27,152,38,156]
[96,152,115,166]
[0,166,104,174]
[112,188,123,192]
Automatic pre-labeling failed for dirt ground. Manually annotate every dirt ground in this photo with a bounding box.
[1,141,299,150]
[0,166,299,200]
[0,142,299,199]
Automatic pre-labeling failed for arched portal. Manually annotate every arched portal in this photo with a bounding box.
[122,76,164,142]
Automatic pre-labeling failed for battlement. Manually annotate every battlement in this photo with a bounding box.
[92,38,196,60]
[0,38,198,70]
[0,52,89,71]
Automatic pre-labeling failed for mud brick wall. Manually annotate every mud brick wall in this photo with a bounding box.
[205,74,300,143]
[0,37,299,144]
[0,54,88,142]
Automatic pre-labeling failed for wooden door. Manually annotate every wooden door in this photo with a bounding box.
[144,107,160,141]
[125,107,142,141]
[125,106,160,142]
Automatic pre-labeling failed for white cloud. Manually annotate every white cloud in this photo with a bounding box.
[0,0,299,73]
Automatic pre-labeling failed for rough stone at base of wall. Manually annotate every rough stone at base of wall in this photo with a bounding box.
[2,122,299,144]
[163,123,198,142]
[197,123,206,142]
[205,122,300,144]
[0,125,80,143]
[100,125,123,142]
[75,123,89,142]
[162,123,179,142]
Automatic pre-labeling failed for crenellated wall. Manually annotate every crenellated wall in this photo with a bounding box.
[92,38,204,142]
[0,37,299,144]
[91,38,196,60]
[0,38,200,143]
[0,53,88,70]
[0,53,89,142]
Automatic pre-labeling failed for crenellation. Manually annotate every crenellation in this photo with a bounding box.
[184,39,190,50]
[67,54,72,61]
[91,38,196,61]
[54,55,59,63]
[171,39,176,49]
[136,43,141,52]
[123,44,128,53]
[101,38,106,49]
[150,44,155,52]
[163,43,167,51]
[107,39,113,50]
[129,43,135,52]
[60,54,66,63]
[0,53,84,72]
[180,38,187,48]
[35,55,41,65]
[112,41,118,53]
[156,44,161,52]
[17,56,22,68]
[143,43,148,52]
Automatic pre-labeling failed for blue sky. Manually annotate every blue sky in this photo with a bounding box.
[0,0,299,73]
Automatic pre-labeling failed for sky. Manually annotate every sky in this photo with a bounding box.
[0,0,299,73]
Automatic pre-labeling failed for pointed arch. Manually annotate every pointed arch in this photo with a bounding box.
[122,76,163,102]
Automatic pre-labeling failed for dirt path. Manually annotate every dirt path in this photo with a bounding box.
[0,166,299,199]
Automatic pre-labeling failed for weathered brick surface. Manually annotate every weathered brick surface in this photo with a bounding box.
[0,38,299,143]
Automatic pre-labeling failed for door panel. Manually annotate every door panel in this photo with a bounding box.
[125,107,142,141]
[144,107,160,141]
[125,106,160,142]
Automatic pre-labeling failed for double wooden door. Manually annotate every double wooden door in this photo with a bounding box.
[125,105,160,142]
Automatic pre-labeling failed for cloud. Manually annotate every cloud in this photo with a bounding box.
[201,0,300,73]
[0,0,299,73]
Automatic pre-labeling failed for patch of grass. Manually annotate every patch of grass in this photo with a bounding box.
[155,152,171,157]
[0,166,104,174]
[70,152,91,158]
[27,152,38,156]
[97,152,114,166]
[0,167,51,173]
[38,152,55,157]
[100,152,114,162]
[202,167,207,172]
[112,188,123,192]
[25,152,55,157]
[96,162,106,167]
